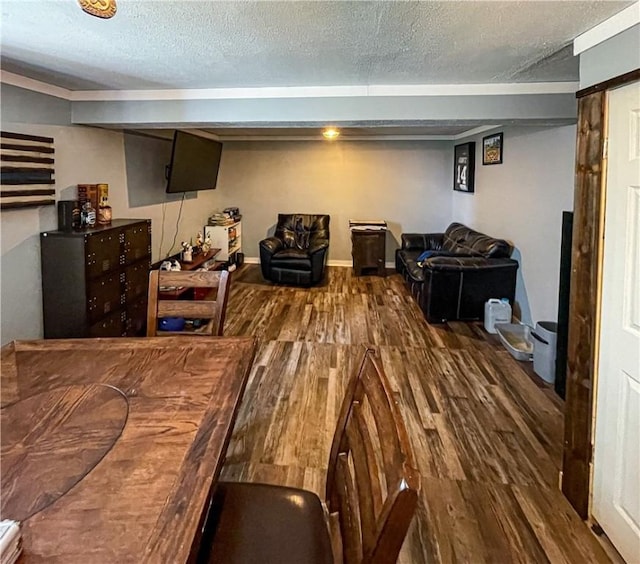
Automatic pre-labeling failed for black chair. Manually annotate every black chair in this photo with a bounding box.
[146,269,230,336]
[259,214,330,285]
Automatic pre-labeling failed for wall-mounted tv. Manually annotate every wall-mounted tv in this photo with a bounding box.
[166,131,223,193]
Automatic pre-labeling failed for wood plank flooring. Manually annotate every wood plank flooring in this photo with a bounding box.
[221,265,609,563]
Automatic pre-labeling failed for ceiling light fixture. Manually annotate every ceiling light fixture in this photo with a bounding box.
[322,128,340,141]
[78,0,117,19]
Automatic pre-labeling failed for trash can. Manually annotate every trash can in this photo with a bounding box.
[532,321,558,384]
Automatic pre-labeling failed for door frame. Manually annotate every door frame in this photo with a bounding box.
[561,68,640,519]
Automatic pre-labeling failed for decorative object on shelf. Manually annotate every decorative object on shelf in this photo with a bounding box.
[209,207,241,226]
[482,132,503,165]
[180,241,193,263]
[97,183,112,226]
[78,0,117,19]
[77,184,99,221]
[453,142,475,193]
[159,260,181,272]
[201,235,212,254]
[1,131,55,210]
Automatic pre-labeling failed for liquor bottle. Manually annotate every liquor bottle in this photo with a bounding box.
[81,201,96,228]
[96,183,112,226]
[72,200,81,230]
[97,194,112,225]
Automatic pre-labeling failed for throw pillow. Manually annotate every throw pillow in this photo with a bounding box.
[417,250,435,267]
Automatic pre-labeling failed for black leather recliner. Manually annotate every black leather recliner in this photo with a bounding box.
[259,214,330,285]
[395,222,518,323]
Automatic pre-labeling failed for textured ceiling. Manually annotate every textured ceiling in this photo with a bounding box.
[0,1,632,91]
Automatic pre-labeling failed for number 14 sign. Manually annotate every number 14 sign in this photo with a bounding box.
[454,142,475,193]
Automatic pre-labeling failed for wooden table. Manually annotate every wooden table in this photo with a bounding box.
[0,336,256,563]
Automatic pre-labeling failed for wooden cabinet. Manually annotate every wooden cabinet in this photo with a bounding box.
[40,219,151,338]
[351,229,386,276]
[204,220,241,262]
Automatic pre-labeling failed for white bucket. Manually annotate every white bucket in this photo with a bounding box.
[532,321,558,384]
[484,298,512,334]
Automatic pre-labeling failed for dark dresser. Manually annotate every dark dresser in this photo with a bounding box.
[40,218,151,338]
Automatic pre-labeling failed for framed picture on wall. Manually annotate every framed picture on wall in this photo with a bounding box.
[453,142,475,193]
[482,132,503,165]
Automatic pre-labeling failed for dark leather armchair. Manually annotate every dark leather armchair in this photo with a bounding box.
[259,214,330,285]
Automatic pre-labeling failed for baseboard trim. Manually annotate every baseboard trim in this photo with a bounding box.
[243,257,395,269]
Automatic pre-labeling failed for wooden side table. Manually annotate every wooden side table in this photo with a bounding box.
[351,229,386,276]
[154,248,222,300]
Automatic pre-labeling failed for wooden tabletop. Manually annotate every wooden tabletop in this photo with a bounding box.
[1,336,256,563]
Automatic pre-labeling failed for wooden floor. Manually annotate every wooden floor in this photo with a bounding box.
[221,265,610,564]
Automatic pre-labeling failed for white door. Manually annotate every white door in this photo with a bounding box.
[593,80,640,563]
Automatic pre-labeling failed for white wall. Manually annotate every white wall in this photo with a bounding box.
[452,125,576,325]
[213,140,452,263]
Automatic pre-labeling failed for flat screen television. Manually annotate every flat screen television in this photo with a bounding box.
[166,131,223,193]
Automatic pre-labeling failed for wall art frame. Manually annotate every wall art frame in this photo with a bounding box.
[482,132,503,165]
[1,131,56,210]
[453,142,475,193]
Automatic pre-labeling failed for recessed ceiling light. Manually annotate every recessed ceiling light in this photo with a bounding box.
[322,128,340,140]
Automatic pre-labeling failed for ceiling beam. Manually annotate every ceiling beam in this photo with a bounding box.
[72,94,576,129]
[573,2,640,55]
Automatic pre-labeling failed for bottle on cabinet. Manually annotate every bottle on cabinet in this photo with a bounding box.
[78,184,97,229]
[81,201,97,228]
[97,183,112,226]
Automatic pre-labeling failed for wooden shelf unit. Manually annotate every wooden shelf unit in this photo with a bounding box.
[205,220,242,262]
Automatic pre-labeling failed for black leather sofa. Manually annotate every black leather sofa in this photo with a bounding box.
[259,214,330,285]
[395,222,518,323]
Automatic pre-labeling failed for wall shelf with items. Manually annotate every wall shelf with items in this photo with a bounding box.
[204,220,242,263]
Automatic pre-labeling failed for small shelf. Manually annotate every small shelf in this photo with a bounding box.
[155,248,222,299]
[175,249,221,271]
[204,220,242,262]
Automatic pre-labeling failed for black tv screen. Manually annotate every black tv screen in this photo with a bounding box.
[166,131,223,193]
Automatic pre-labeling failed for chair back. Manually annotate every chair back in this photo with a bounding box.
[146,269,230,337]
[326,348,420,564]
[275,214,330,249]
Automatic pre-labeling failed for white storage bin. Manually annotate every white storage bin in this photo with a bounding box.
[495,323,534,361]
[484,298,512,334]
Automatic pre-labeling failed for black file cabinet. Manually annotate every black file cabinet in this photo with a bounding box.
[40,218,151,338]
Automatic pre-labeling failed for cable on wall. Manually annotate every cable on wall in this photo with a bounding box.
[165,192,186,258]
